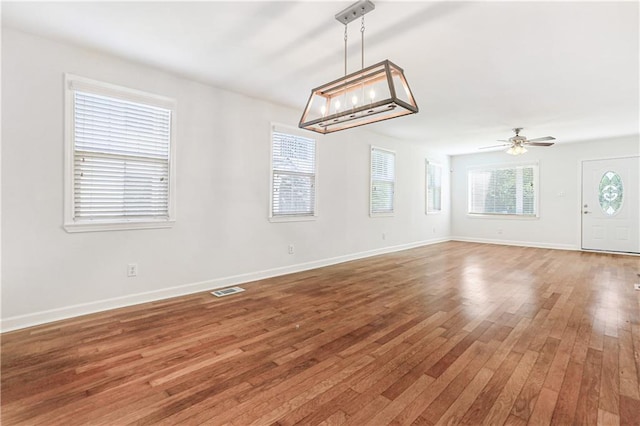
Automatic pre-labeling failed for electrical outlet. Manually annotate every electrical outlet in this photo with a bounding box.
[382,233,386,240]
[497,229,503,235]
[288,244,295,255]
[127,263,138,277]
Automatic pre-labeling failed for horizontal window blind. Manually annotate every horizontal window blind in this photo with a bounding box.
[468,164,537,215]
[73,90,172,221]
[271,131,316,217]
[371,147,395,214]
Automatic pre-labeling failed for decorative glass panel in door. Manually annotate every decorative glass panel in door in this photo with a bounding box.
[598,171,623,216]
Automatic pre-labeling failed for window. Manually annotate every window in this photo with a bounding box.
[270,124,316,220]
[468,163,538,216]
[64,75,176,232]
[370,147,395,216]
[426,160,442,214]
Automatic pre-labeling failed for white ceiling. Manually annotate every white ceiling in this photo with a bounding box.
[2,1,638,155]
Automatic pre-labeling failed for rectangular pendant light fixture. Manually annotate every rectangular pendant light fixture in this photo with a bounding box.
[299,1,418,134]
[299,60,418,134]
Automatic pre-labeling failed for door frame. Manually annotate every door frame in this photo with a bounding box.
[579,155,640,255]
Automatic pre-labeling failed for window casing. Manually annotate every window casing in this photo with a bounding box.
[426,160,443,214]
[270,124,317,221]
[64,74,176,232]
[468,163,539,216]
[370,147,396,216]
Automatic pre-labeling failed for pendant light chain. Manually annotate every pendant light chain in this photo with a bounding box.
[344,24,348,76]
[361,14,365,69]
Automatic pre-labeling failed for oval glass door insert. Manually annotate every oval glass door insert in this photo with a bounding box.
[598,171,623,215]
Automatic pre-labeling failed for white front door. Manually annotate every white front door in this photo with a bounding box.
[581,156,639,253]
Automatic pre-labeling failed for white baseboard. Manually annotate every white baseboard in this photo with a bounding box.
[1,237,449,333]
[450,236,579,251]
[452,237,640,256]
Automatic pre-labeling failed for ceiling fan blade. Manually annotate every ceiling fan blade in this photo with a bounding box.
[527,136,555,142]
[525,142,555,147]
[479,144,509,150]
[496,139,510,142]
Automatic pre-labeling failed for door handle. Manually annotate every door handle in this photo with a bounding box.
[583,211,591,214]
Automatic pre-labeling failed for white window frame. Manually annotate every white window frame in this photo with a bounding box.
[426,159,443,214]
[64,74,177,232]
[370,146,396,217]
[269,123,318,223]
[467,162,539,218]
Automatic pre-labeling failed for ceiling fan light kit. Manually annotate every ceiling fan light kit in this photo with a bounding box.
[481,128,556,155]
[299,0,418,134]
[506,144,527,155]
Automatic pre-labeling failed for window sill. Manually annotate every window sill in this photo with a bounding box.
[64,219,175,233]
[466,214,539,220]
[269,215,317,223]
[370,212,395,218]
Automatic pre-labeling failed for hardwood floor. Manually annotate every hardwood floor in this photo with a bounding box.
[2,241,640,425]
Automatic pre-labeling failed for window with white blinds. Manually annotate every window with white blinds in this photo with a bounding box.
[468,164,538,216]
[426,160,443,214]
[270,126,316,219]
[370,147,395,216]
[64,75,176,232]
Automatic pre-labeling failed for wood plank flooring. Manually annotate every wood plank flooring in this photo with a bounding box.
[2,241,640,425]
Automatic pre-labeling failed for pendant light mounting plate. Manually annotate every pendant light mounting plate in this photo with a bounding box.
[335,0,375,25]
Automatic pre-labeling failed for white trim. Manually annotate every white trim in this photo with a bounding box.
[0,237,448,333]
[63,74,177,233]
[268,215,317,223]
[466,214,539,220]
[63,219,176,233]
[369,213,395,218]
[66,75,176,108]
[452,236,640,257]
[580,249,640,256]
[451,236,579,251]
[467,160,540,171]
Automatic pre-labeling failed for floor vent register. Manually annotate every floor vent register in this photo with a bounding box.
[211,287,246,297]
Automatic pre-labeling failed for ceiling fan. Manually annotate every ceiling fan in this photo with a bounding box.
[481,128,556,155]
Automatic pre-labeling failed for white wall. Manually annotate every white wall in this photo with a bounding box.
[1,29,450,331]
[450,136,639,249]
